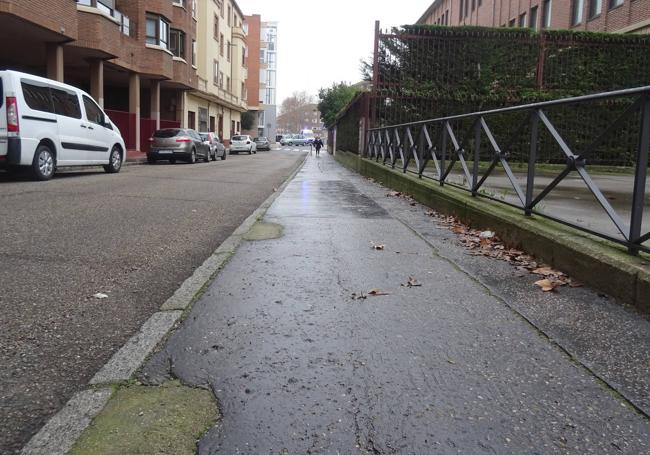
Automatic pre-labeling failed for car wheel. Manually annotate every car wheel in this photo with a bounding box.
[221,150,227,161]
[248,147,252,155]
[211,150,216,161]
[189,148,197,164]
[32,144,55,181]
[204,150,210,163]
[104,146,123,174]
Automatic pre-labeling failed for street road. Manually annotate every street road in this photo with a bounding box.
[0,149,305,454]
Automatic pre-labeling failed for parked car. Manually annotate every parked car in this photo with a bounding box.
[0,70,125,180]
[254,137,270,151]
[230,135,257,154]
[279,134,292,146]
[148,128,209,164]
[199,132,226,161]
[288,135,308,146]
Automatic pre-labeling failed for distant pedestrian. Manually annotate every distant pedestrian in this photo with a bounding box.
[314,138,323,157]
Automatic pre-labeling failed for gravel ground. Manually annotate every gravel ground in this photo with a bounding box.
[0,149,306,454]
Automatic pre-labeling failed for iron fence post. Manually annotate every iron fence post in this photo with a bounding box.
[472,118,481,196]
[629,96,650,255]
[525,111,539,216]
[440,122,447,186]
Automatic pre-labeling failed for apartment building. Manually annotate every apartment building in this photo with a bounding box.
[259,21,278,141]
[186,0,248,144]
[418,0,650,34]
[0,0,200,154]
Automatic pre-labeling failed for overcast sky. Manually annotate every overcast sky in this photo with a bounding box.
[239,0,432,104]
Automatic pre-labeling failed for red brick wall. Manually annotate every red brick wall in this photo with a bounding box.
[419,0,650,32]
[0,0,78,40]
[245,14,261,108]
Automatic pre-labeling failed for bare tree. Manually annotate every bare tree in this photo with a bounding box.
[278,91,316,133]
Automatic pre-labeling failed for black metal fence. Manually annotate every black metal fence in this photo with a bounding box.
[366,87,650,255]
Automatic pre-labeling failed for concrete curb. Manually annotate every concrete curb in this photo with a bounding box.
[21,153,308,455]
[334,150,650,312]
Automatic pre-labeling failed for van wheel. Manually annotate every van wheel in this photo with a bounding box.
[32,144,55,181]
[104,146,123,174]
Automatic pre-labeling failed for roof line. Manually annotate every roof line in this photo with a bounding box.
[416,0,442,25]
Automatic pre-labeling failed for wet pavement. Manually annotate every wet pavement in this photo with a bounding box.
[140,153,650,454]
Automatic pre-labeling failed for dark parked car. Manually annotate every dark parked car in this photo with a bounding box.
[254,137,271,151]
[199,132,227,161]
[148,128,210,164]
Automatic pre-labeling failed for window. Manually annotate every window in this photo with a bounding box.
[83,95,105,125]
[192,40,197,66]
[227,5,231,26]
[471,0,476,10]
[465,0,469,16]
[188,111,195,129]
[213,60,219,85]
[609,0,623,9]
[542,0,552,28]
[242,46,246,66]
[146,14,170,49]
[260,49,266,62]
[21,82,53,113]
[219,71,224,88]
[227,40,231,61]
[509,18,516,27]
[445,10,449,25]
[589,0,602,17]
[51,88,81,119]
[572,0,584,25]
[459,0,464,20]
[530,6,539,30]
[227,76,231,92]
[214,15,219,40]
[173,0,186,7]
[519,12,527,27]
[170,29,185,59]
[220,34,224,55]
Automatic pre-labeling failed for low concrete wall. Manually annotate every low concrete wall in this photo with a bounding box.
[335,150,650,313]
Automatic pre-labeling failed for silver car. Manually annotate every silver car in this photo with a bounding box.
[199,132,227,161]
[230,135,257,155]
[148,128,210,164]
[254,137,271,151]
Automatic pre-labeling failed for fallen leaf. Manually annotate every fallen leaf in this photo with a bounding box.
[367,288,390,296]
[93,293,109,299]
[534,279,559,292]
[406,276,422,287]
[351,292,367,301]
[387,191,402,197]
[532,267,555,276]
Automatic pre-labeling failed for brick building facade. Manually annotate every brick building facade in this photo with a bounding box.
[0,0,256,152]
[418,0,650,34]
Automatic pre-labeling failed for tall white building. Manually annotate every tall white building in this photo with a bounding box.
[258,21,278,141]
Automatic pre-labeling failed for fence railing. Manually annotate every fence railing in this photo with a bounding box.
[366,86,650,255]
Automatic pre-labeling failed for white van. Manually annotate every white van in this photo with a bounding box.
[0,70,126,180]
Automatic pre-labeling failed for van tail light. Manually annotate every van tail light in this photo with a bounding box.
[6,97,19,133]
[176,136,192,143]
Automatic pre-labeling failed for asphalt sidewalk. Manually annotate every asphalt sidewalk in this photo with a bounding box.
[110,152,650,453]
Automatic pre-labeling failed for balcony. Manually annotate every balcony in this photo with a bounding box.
[76,0,131,36]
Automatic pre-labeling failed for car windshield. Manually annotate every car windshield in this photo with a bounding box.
[154,129,183,138]
[232,136,247,141]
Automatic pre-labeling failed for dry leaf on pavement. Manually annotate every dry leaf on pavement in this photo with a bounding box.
[402,277,422,288]
[534,279,560,292]
[367,289,390,296]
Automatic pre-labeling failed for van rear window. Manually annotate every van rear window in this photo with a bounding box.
[21,82,54,113]
[154,129,183,138]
